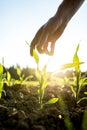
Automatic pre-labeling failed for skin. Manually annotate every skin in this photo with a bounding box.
[30,0,85,56]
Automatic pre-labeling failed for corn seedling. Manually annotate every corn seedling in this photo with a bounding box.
[31,46,58,108]
[16,67,33,85]
[5,67,33,87]
[61,44,87,104]
[5,71,16,86]
[0,64,6,98]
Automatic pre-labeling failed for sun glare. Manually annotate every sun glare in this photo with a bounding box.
[38,41,75,72]
[37,39,87,73]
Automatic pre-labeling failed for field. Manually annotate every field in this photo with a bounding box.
[0,45,87,130]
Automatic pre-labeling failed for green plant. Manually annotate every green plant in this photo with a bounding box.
[5,67,33,86]
[5,71,16,86]
[31,46,58,108]
[0,64,6,98]
[16,67,33,85]
[60,44,87,104]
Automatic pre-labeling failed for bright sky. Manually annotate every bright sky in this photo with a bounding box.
[0,0,87,72]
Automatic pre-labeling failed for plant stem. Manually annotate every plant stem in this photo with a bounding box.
[76,72,80,102]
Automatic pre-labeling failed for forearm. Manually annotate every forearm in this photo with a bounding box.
[55,0,85,23]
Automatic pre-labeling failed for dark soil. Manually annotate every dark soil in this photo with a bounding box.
[0,84,87,130]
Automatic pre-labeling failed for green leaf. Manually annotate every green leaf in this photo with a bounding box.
[15,80,21,85]
[0,82,3,98]
[16,67,21,76]
[73,53,79,64]
[77,97,87,104]
[73,44,79,63]
[73,55,80,72]
[24,75,33,82]
[61,63,75,69]
[84,92,87,95]
[41,77,48,89]
[33,49,39,64]
[0,64,3,74]
[35,69,41,82]
[79,77,87,87]
[61,62,83,70]
[61,44,84,72]
[46,98,58,105]
[42,65,47,74]
[73,44,81,72]
[75,44,79,54]
[70,85,76,98]
[7,71,11,81]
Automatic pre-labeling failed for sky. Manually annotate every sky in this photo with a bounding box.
[0,0,87,72]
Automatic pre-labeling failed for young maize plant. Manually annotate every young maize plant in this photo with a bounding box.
[61,44,87,104]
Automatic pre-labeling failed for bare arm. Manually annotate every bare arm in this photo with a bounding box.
[30,0,84,56]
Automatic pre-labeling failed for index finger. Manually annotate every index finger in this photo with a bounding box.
[30,25,44,56]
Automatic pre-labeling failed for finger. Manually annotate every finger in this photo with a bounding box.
[36,33,49,54]
[50,41,55,55]
[36,18,55,54]
[30,25,44,56]
[44,21,67,56]
[37,17,60,55]
[44,41,55,56]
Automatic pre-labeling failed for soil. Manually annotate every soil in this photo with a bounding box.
[0,83,87,130]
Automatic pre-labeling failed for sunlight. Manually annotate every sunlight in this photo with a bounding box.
[27,38,86,73]
[37,40,76,72]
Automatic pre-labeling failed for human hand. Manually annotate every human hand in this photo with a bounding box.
[30,16,66,56]
[30,0,84,56]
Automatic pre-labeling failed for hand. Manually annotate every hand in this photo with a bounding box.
[30,0,84,56]
[30,16,66,56]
